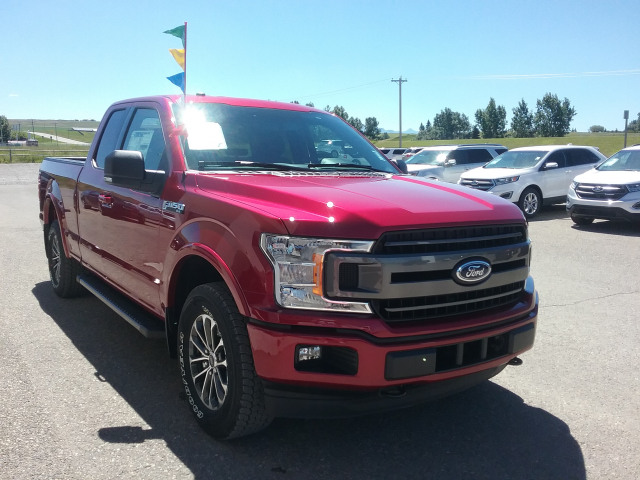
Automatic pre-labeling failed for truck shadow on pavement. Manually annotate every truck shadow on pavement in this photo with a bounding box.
[33,282,585,480]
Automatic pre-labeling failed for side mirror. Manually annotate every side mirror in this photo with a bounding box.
[104,150,165,194]
[543,162,558,170]
[105,150,145,185]
[445,159,457,167]
[393,159,408,174]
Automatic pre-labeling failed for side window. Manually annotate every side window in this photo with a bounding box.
[122,108,166,171]
[545,151,566,168]
[94,109,127,169]
[468,149,493,164]
[567,149,598,166]
[495,147,508,155]
[449,150,470,165]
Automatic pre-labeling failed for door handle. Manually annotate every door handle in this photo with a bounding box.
[98,194,113,208]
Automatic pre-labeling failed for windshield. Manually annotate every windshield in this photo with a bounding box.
[172,103,397,173]
[484,150,545,169]
[405,150,451,165]
[597,150,640,171]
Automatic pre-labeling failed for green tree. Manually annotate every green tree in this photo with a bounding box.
[331,106,349,121]
[0,115,10,144]
[589,125,606,133]
[533,93,576,137]
[364,117,381,140]
[349,116,364,133]
[474,98,507,138]
[511,99,534,138]
[432,108,471,139]
[627,112,640,133]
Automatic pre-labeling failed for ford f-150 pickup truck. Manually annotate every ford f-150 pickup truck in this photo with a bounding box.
[38,95,537,439]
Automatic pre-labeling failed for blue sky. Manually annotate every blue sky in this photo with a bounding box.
[2,0,639,132]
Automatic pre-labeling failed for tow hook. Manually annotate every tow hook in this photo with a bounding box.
[508,357,523,366]
[380,386,406,398]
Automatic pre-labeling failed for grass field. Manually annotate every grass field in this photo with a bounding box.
[375,132,640,157]
[2,120,638,163]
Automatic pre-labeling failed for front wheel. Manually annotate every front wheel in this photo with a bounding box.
[518,187,542,218]
[178,283,272,439]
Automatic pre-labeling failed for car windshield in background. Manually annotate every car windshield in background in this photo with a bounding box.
[405,150,451,165]
[484,151,544,169]
[597,150,640,171]
[174,103,396,174]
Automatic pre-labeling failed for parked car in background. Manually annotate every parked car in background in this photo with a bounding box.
[401,146,428,161]
[567,144,640,225]
[405,144,507,183]
[317,139,347,157]
[380,147,409,160]
[460,145,607,218]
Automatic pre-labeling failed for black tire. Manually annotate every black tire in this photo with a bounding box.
[518,187,542,218]
[178,283,272,439]
[46,220,84,298]
[571,214,594,226]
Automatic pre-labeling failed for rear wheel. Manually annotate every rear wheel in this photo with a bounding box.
[46,220,84,298]
[178,283,272,439]
[518,187,542,218]
[571,214,594,226]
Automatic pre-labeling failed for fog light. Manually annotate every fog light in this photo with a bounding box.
[500,192,513,199]
[297,345,322,362]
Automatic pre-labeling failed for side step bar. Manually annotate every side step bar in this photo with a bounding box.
[77,274,165,339]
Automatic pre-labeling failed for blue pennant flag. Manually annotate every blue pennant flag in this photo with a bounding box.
[167,72,185,93]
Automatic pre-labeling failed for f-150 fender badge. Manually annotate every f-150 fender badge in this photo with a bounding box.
[453,259,492,285]
[163,201,185,214]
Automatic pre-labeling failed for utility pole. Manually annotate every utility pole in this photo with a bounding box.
[391,77,407,147]
[623,110,629,148]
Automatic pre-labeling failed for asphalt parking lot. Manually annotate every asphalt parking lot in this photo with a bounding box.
[1,162,638,479]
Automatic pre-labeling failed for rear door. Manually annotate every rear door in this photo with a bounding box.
[77,102,173,315]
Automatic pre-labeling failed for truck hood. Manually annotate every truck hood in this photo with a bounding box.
[195,172,525,238]
[574,168,640,184]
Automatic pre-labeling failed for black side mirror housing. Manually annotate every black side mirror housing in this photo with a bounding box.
[104,150,165,194]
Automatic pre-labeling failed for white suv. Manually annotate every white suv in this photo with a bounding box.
[459,145,607,218]
[405,144,507,183]
[567,145,640,225]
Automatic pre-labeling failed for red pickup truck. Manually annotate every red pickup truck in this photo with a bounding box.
[38,95,537,439]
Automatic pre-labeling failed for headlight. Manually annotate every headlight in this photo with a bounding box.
[260,234,374,313]
[627,183,640,193]
[494,176,520,185]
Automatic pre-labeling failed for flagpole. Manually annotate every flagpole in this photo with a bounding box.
[183,21,187,105]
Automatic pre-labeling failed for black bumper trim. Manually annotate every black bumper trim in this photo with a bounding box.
[262,364,507,419]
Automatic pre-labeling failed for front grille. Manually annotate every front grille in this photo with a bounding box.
[575,183,627,200]
[374,224,527,255]
[459,178,494,191]
[325,224,530,326]
[373,281,525,323]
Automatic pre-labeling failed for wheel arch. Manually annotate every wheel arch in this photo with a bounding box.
[163,247,250,358]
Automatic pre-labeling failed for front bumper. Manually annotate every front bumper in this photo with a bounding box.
[247,298,537,417]
[567,190,640,221]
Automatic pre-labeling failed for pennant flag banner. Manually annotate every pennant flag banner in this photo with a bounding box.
[167,72,185,92]
[164,23,187,94]
[164,25,185,47]
[169,48,185,70]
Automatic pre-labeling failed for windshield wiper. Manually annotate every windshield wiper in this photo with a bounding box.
[308,163,382,171]
[198,160,309,171]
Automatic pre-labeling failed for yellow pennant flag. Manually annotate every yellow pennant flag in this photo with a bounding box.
[169,48,185,71]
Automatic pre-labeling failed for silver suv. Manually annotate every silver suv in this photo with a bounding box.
[405,144,507,183]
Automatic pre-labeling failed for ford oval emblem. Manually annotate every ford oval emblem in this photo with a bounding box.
[453,259,492,285]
